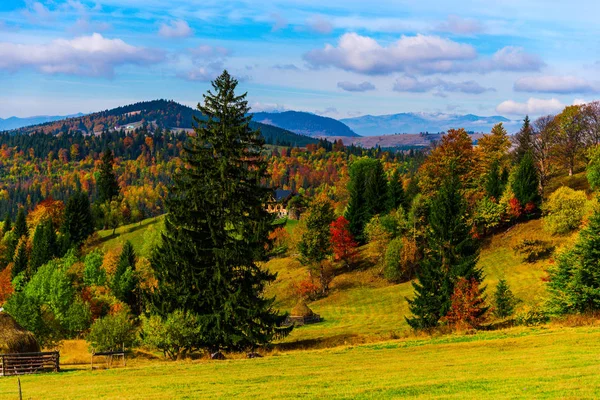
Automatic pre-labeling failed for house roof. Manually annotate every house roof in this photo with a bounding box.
[274,189,292,202]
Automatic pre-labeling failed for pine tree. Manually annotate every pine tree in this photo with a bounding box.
[12,237,29,280]
[150,70,287,353]
[29,219,57,274]
[112,241,138,312]
[493,279,518,318]
[513,115,534,164]
[345,164,368,241]
[2,213,11,235]
[97,149,120,203]
[14,207,28,240]
[387,169,405,212]
[485,159,503,200]
[548,208,600,313]
[512,151,540,209]
[61,191,94,247]
[406,167,482,330]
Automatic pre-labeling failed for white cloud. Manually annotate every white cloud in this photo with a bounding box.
[189,45,230,59]
[435,15,483,35]
[306,15,333,34]
[487,46,545,72]
[496,97,564,115]
[22,2,56,24]
[514,75,599,94]
[393,75,493,94]
[337,81,376,92]
[159,20,193,38]
[304,33,476,75]
[178,61,224,81]
[270,13,288,32]
[0,33,164,77]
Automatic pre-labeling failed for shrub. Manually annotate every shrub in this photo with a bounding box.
[141,310,201,360]
[474,196,505,233]
[268,227,290,256]
[64,297,92,335]
[493,279,520,318]
[83,250,106,287]
[384,237,418,282]
[514,305,548,326]
[87,311,137,352]
[294,276,321,301]
[587,145,600,190]
[513,239,555,263]
[444,278,488,329]
[543,187,588,234]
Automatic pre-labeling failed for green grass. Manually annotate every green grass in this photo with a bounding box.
[3,326,600,399]
[97,216,164,257]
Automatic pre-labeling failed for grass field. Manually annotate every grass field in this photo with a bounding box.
[2,325,600,399]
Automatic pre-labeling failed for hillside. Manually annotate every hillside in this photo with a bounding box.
[253,111,359,138]
[9,100,318,147]
[340,112,516,136]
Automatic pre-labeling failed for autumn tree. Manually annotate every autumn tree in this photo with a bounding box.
[532,115,558,197]
[477,123,511,174]
[555,105,587,176]
[406,166,482,330]
[329,216,358,269]
[149,71,287,354]
[444,277,488,329]
[299,199,336,295]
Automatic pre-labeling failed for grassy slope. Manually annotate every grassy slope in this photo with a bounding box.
[3,326,600,399]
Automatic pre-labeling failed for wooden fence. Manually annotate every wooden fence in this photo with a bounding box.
[0,352,60,377]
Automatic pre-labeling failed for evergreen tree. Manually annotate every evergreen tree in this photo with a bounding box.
[149,70,287,353]
[97,149,120,203]
[345,164,368,241]
[513,115,534,164]
[406,167,482,330]
[548,208,600,313]
[485,159,503,200]
[112,241,138,312]
[387,169,405,212]
[512,151,540,208]
[14,207,28,240]
[2,213,11,235]
[493,279,518,318]
[12,237,28,280]
[61,191,94,247]
[29,219,57,274]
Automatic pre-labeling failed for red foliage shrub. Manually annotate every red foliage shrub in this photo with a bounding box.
[508,197,522,219]
[445,278,488,329]
[330,216,358,267]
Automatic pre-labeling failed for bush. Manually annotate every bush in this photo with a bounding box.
[513,239,555,263]
[294,276,321,301]
[83,251,106,287]
[474,196,505,233]
[514,305,548,326]
[444,278,488,329]
[543,187,588,234]
[87,311,137,352]
[384,237,418,282]
[587,145,600,190]
[141,310,201,360]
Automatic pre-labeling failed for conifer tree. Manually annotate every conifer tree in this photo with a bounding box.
[512,151,540,209]
[2,213,11,235]
[12,237,29,280]
[493,279,518,318]
[387,169,405,212]
[513,115,534,164]
[150,70,287,353]
[14,207,28,240]
[61,191,94,247]
[29,219,57,274]
[485,159,503,200]
[97,149,120,203]
[112,241,138,312]
[406,167,482,329]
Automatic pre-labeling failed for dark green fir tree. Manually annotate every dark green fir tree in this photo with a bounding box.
[61,191,95,248]
[97,149,120,203]
[11,238,29,280]
[406,167,482,329]
[512,151,540,208]
[112,241,138,312]
[387,169,405,212]
[2,213,11,235]
[149,70,288,353]
[513,115,534,165]
[13,207,28,240]
[29,219,57,274]
[493,278,519,318]
[485,159,504,200]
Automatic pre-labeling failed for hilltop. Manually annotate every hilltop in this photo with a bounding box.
[253,110,360,138]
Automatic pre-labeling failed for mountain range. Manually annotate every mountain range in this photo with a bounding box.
[0,113,84,131]
[340,112,518,136]
[253,111,359,137]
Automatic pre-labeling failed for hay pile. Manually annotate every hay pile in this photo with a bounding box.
[290,301,315,318]
[0,312,40,354]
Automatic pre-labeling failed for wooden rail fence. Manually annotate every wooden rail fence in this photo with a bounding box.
[0,352,60,377]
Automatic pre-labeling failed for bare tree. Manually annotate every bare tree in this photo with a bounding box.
[532,115,558,198]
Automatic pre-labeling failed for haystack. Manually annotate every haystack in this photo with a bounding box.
[0,312,40,354]
[285,301,321,326]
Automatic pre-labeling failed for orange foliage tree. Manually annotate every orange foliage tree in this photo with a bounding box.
[444,277,488,329]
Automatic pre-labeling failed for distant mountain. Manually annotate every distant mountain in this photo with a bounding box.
[253,111,359,137]
[9,100,318,147]
[340,112,517,136]
[0,113,84,131]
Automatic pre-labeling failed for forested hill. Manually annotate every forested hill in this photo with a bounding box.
[9,100,318,147]
[253,111,360,138]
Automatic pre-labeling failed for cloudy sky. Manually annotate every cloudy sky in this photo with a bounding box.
[1,0,600,119]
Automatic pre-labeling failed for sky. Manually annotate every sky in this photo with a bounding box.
[1,0,600,120]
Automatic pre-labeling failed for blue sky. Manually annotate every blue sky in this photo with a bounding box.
[1,0,600,119]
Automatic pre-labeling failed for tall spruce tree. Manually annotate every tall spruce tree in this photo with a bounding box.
[149,70,287,353]
[29,219,57,274]
[485,159,504,200]
[61,191,95,247]
[512,151,540,208]
[2,213,11,235]
[406,167,482,329]
[112,241,138,312]
[12,238,28,280]
[387,169,405,212]
[97,149,120,203]
[513,115,534,164]
[13,207,28,240]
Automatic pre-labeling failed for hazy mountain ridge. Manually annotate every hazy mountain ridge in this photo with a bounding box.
[0,113,85,131]
[340,112,517,136]
[253,111,360,137]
